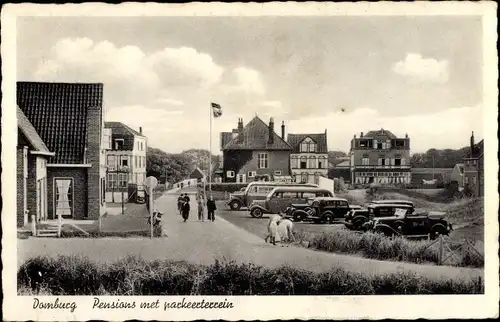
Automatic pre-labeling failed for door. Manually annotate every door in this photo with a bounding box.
[54,178,74,219]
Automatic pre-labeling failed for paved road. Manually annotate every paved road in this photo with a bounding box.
[18,192,483,282]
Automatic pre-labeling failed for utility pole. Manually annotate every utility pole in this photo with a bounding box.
[432,155,435,180]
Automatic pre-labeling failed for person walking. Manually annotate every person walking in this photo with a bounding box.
[206,195,217,222]
[181,198,190,222]
[177,194,184,215]
[197,195,205,222]
[183,193,191,203]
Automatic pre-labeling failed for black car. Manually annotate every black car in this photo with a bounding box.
[366,210,453,239]
[289,197,362,224]
[344,203,415,231]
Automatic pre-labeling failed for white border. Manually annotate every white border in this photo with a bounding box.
[2,2,498,321]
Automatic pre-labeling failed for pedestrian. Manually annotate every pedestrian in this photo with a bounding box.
[181,198,190,222]
[207,195,217,222]
[277,218,295,246]
[264,213,282,245]
[183,193,191,203]
[177,194,184,215]
[197,195,205,222]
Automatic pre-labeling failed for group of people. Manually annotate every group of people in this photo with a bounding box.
[177,193,217,223]
[265,213,295,246]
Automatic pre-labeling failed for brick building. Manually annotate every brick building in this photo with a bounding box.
[17,81,107,220]
[220,116,292,183]
[104,122,147,202]
[463,131,484,197]
[287,131,329,184]
[16,106,55,227]
[349,129,411,185]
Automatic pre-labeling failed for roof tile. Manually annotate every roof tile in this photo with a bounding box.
[287,133,328,153]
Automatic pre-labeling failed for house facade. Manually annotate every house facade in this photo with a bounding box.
[104,122,147,202]
[349,129,411,185]
[17,106,55,227]
[17,81,107,220]
[287,131,328,184]
[450,163,466,190]
[220,117,292,183]
[463,132,484,197]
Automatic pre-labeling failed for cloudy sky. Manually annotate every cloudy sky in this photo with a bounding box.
[17,15,483,154]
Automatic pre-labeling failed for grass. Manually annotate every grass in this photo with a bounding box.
[301,229,484,268]
[18,255,484,295]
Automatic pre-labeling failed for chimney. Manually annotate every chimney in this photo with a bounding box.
[281,121,285,140]
[238,118,244,143]
[139,126,143,135]
[268,117,274,144]
[360,132,364,137]
[405,133,408,138]
[470,131,475,156]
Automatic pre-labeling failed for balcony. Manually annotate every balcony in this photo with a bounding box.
[353,165,411,170]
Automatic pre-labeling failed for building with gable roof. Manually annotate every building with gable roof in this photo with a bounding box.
[103,122,147,202]
[463,131,484,197]
[287,130,329,184]
[349,129,412,185]
[220,116,292,183]
[17,106,55,227]
[17,81,107,220]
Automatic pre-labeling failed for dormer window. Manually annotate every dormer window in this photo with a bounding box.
[114,139,124,150]
[300,137,317,152]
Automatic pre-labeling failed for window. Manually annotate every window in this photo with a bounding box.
[135,156,139,168]
[300,137,317,152]
[258,153,268,169]
[362,155,369,166]
[291,156,298,168]
[101,178,105,204]
[300,156,307,169]
[248,171,256,178]
[301,172,308,183]
[107,155,116,169]
[302,192,316,199]
[120,156,129,167]
[464,176,469,184]
[386,140,391,149]
[227,171,235,178]
[308,156,316,169]
[401,158,406,166]
[114,139,124,150]
[472,176,477,184]
[103,129,112,150]
[118,173,128,188]
[54,178,73,218]
[472,160,477,166]
[318,156,326,169]
[274,170,282,175]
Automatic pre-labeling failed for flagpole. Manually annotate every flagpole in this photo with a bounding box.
[209,103,212,196]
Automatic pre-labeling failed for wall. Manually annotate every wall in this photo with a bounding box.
[16,147,28,227]
[351,148,410,166]
[87,105,105,219]
[290,152,329,179]
[47,167,88,220]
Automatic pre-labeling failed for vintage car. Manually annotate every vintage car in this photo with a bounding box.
[287,197,362,224]
[344,203,415,231]
[365,210,453,239]
[227,181,317,211]
[367,199,415,208]
[249,186,333,218]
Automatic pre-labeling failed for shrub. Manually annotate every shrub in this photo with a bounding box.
[198,183,247,193]
[18,256,483,295]
[307,230,483,268]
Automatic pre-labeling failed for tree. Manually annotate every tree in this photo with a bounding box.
[181,149,218,172]
[328,151,348,167]
[410,146,470,168]
[146,147,192,184]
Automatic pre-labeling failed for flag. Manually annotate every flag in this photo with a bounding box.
[211,102,223,118]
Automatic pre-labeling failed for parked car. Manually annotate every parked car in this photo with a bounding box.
[249,186,333,218]
[344,203,415,231]
[287,197,362,224]
[227,181,318,211]
[365,210,453,239]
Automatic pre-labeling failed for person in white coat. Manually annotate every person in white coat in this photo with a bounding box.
[277,218,295,246]
[264,214,282,245]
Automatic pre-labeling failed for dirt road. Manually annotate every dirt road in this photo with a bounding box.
[17,192,483,282]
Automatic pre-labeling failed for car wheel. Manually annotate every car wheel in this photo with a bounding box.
[251,208,263,218]
[353,218,366,229]
[322,213,334,224]
[294,210,307,222]
[229,201,241,211]
[430,226,447,240]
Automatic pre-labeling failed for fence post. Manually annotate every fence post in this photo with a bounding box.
[57,213,62,237]
[438,235,443,265]
[30,214,36,236]
[121,190,125,215]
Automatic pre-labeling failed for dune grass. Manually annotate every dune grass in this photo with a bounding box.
[18,255,483,295]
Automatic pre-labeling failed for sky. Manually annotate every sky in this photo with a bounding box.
[17,15,484,154]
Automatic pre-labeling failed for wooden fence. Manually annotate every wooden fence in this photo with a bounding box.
[423,235,484,266]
